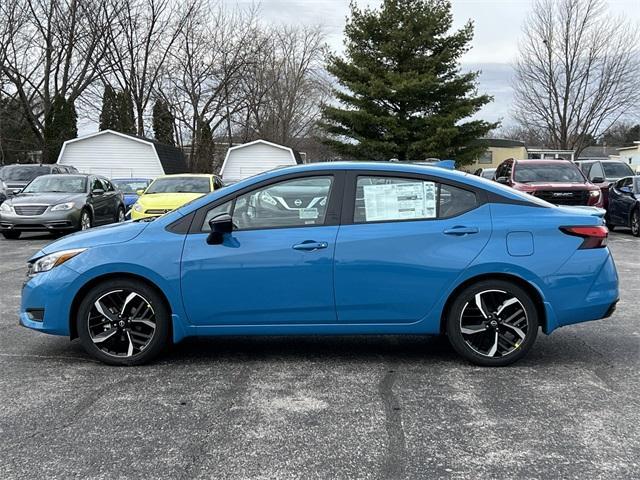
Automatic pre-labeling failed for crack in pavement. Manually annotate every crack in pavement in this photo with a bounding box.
[378,366,406,479]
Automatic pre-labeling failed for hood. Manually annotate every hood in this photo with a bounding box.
[37,221,150,257]
[8,192,85,205]
[123,194,139,206]
[516,182,594,190]
[555,205,606,218]
[137,192,205,209]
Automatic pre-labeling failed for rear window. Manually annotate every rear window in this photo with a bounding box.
[602,162,634,179]
[514,163,585,183]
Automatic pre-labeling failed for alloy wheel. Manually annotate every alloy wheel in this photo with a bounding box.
[459,289,529,358]
[118,208,125,222]
[81,212,92,230]
[87,290,156,358]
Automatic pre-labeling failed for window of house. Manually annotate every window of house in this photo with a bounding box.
[478,150,493,164]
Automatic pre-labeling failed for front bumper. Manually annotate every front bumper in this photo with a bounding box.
[20,264,79,336]
[0,209,81,232]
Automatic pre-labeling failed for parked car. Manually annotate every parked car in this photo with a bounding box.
[0,174,125,239]
[131,174,222,220]
[0,178,8,205]
[494,159,602,207]
[0,164,78,195]
[20,162,618,367]
[605,176,640,236]
[111,177,153,218]
[473,167,496,180]
[575,159,635,209]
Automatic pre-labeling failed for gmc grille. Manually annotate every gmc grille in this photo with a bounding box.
[534,190,589,206]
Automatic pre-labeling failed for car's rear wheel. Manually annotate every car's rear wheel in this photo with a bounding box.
[446,280,539,366]
[1,231,21,240]
[80,209,92,231]
[631,208,640,237]
[76,279,170,366]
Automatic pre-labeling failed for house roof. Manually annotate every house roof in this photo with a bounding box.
[478,138,526,148]
[578,145,620,159]
[59,130,188,174]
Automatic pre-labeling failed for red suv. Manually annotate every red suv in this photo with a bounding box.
[494,159,602,207]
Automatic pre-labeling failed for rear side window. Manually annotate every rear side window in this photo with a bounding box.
[354,176,477,223]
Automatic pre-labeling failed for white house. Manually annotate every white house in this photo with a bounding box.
[219,139,304,184]
[57,130,187,178]
[616,141,640,173]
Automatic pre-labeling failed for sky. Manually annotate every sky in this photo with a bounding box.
[232,0,640,126]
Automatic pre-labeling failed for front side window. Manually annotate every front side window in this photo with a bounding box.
[202,201,232,231]
[208,176,333,231]
[354,176,477,223]
[587,162,604,181]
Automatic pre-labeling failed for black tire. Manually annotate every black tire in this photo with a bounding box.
[1,231,21,240]
[605,216,615,231]
[631,208,640,237]
[76,278,170,366]
[446,280,539,367]
[79,209,92,231]
[115,206,125,223]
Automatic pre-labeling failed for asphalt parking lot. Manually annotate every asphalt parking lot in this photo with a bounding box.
[0,232,638,480]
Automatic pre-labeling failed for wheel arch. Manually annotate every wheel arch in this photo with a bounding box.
[439,273,547,334]
[69,272,173,341]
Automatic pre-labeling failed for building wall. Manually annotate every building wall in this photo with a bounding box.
[221,142,297,183]
[58,132,165,178]
[468,146,527,169]
[617,147,640,173]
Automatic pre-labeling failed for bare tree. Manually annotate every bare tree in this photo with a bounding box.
[159,3,263,172]
[513,0,640,156]
[104,0,196,136]
[0,0,116,157]
[235,26,330,149]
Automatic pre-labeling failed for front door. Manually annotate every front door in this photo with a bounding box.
[334,174,492,324]
[180,174,342,326]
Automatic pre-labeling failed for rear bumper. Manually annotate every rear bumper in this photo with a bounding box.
[542,248,619,333]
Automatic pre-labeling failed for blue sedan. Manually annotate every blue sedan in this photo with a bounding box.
[111,178,152,218]
[20,162,619,366]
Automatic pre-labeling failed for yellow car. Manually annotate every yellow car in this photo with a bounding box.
[131,174,222,220]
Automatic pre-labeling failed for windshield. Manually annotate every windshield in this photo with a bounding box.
[113,179,150,194]
[22,175,87,193]
[514,163,585,183]
[602,162,634,179]
[0,165,51,182]
[145,177,211,194]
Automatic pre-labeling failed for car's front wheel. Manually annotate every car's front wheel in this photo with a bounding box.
[631,208,640,237]
[76,279,170,365]
[116,206,125,223]
[446,280,539,366]
[79,209,92,231]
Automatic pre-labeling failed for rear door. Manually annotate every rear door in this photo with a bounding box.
[334,172,492,324]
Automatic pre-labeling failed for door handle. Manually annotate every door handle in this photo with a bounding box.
[292,241,328,251]
[443,226,479,236]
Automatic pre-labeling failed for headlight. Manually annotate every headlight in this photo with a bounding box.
[133,203,143,212]
[0,202,14,213]
[28,248,86,275]
[589,190,601,198]
[50,202,75,211]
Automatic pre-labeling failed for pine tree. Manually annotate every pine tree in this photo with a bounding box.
[99,85,119,131]
[192,118,214,173]
[117,90,135,135]
[42,95,77,163]
[321,0,498,164]
[152,99,175,145]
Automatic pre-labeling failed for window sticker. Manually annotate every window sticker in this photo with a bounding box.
[363,181,436,221]
[299,208,319,220]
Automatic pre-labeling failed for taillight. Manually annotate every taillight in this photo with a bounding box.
[560,226,608,249]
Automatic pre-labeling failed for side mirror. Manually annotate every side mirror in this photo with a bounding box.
[496,176,510,185]
[207,213,233,245]
[92,188,105,196]
[591,176,604,184]
[136,188,145,196]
